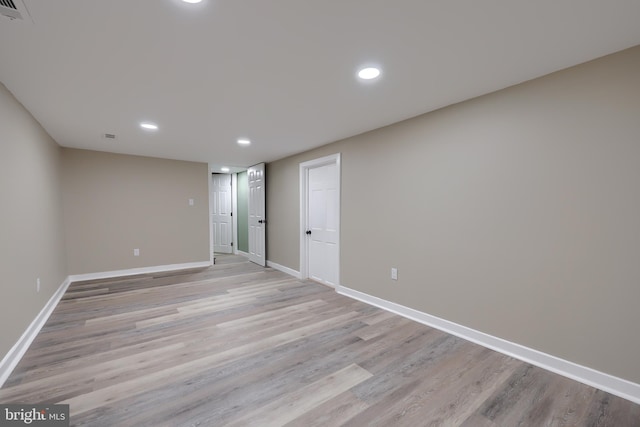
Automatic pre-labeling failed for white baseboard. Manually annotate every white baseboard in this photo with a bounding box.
[0,260,213,387]
[68,261,211,282]
[0,277,72,388]
[336,284,640,405]
[236,250,250,257]
[266,260,302,279]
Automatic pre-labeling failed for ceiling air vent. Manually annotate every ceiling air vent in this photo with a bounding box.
[0,0,32,22]
[0,0,22,20]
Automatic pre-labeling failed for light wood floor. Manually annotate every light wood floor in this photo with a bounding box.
[1,255,639,426]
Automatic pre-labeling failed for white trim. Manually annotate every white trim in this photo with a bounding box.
[299,165,306,279]
[0,276,72,388]
[211,172,234,255]
[336,284,640,405]
[232,173,239,255]
[266,260,302,279]
[1,260,212,387]
[299,153,341,286]
[208,167,214,265]
[68,261,211,283]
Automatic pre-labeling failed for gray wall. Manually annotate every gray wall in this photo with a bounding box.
[0,83,68,357]
[237,171,249,253]
[62,148,210,275]
[266,46,640,384]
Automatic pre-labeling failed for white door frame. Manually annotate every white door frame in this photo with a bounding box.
[299,153,341,285]
[209,169,238,262]
[208,169,214,265]
[231,173,238,255]
[211,173,234,254]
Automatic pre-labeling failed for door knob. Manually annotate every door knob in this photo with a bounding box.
[306,230,312,235]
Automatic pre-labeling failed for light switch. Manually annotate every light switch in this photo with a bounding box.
[189,198,194,206]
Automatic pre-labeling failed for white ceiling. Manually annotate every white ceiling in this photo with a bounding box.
[1,0,640,171]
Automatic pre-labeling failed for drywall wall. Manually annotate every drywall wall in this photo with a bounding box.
[62,149,210,274]
[0,83,68,359]
[266,46,640,384]
[237,171,249,253]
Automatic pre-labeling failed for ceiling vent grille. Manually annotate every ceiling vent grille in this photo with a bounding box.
[0,0,31,22]
[0,0,22,20]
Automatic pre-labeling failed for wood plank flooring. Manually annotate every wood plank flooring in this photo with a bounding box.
[1,254,639,426]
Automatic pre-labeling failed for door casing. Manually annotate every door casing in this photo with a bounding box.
[299,153,341,286]
[211,173,233,254]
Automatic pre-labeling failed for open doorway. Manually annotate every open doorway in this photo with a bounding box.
[211,173,233,254]
[208,165,256,265]
[236,170,249,255]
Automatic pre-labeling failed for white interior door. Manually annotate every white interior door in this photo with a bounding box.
[211,173,233,254]
[248,163,266,266]
[301,154,340,287]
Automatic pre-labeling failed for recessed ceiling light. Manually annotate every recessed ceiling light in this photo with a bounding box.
[358,67,381,80]
[182,0,202,3]
[237,138,251,145]
[221,167,230,173]
[140,122,158,131]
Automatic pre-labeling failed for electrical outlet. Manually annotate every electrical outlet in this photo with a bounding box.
[391,268,398,281]
[134,248,140,256]
[37,278,41,292]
